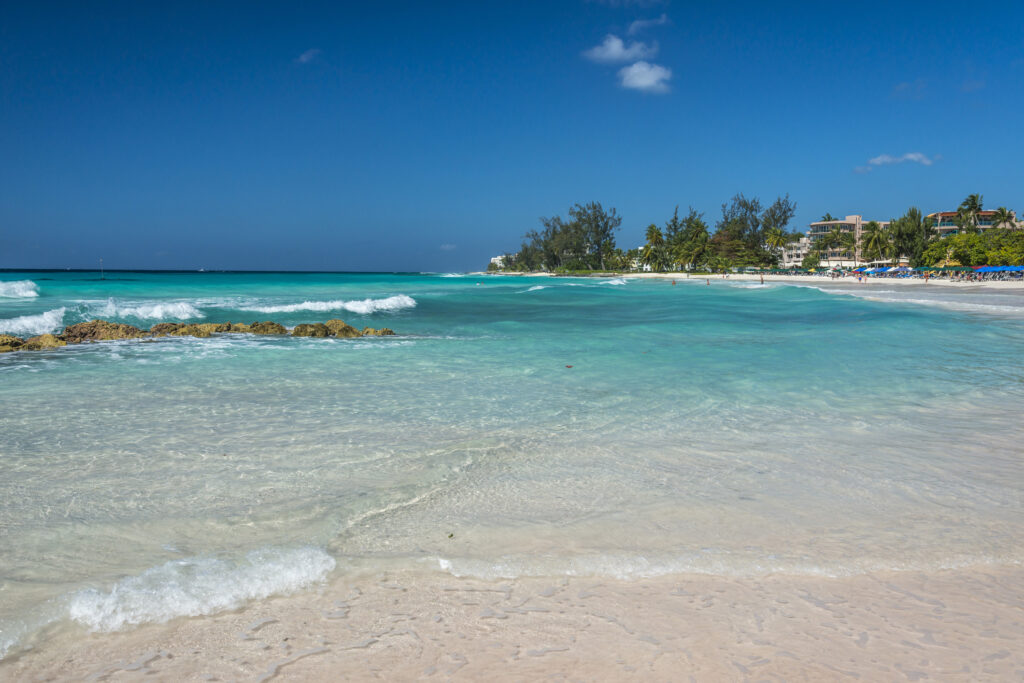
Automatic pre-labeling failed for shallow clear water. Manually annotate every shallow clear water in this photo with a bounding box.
[1,271,1023,657]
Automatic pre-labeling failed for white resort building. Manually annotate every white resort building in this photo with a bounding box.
[781,236,812,268]
[805,214,890,268]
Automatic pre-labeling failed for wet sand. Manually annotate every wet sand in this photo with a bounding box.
[4,566,1022,681]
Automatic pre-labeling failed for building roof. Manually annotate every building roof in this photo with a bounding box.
[927,210,1000,218]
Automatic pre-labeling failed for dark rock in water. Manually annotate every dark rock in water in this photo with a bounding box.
[169,324,211,338]
[361,327,396,336]
[292,323,330,337]
[325,319,362,338]
[227,322,252,333]
[250,321,287,335]
[63,320,147,343]
[21,334,67,350]
[0,334,25,352]
[150,322,185,335]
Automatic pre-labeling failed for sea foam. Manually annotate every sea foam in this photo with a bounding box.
[67,547,336,632]
[0,280,40,298]
[91,300,206,320]
[0,308,65,336]
[244,294,416,315]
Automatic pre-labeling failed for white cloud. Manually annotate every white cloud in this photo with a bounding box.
[868,152,934,167]
[618,61,671,93]
[440,244,457,251]
[628,13,669,35]
[583,34,657,63]
[295,48,321,64]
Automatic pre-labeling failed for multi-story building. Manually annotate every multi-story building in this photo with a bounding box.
[926,210,1019,237]
[806,214,890,267]
[781,236,812,268]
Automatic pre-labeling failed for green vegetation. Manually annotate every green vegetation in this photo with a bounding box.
[489,193,1023,273]
[919,229,1024,267]
[492,194,798,273]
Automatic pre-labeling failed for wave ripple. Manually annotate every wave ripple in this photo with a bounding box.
[67,547,336,632]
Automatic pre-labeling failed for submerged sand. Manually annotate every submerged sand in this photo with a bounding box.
[4,566,1022,681]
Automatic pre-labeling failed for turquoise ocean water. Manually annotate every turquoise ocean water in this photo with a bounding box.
[1,271,1023,657]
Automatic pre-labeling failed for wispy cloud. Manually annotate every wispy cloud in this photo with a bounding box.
[295,48,322,64]
[583,34,657,63]
[856,152,937,173]
[440,244,457,251]
[628,13,669,35]
[891,78,926,100]
[618,61,671,93]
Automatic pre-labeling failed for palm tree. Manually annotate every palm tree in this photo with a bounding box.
[764,227,791,263]
[817,226,845,268]
[838,231,856,265]
[956,193,984,233]
[642,224,668,271]
[821,213,838,222]
[859,221,890,264]
[992,206,1017,229]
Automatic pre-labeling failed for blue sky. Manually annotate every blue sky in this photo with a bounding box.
[2,0,1022,271]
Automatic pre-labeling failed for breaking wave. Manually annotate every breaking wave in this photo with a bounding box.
[90,300,206,320]
[0,308,65,336]
[0,280,40,299]
[243,294,416,315]
[67,547,336,632]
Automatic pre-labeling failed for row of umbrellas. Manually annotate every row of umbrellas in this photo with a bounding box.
[852,265,1024,273]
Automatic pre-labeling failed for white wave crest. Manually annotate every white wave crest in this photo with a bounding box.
[91,300,205,320]
[522,285,547,292]
[0,308,65,336]
[0,280,40,298]
[67,547,336,632]
[600,278,627,285]
[244,294,416,315]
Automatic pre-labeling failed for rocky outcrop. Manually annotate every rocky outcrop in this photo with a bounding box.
[3,317,399,354]
[325,319,362,338]
[250,321,288,335]
[63,320,146,343]
[150,322,185,335]
[361,327,396,336]
[21,334,67,350]
[0,334,24,353]
[292,323,330,337]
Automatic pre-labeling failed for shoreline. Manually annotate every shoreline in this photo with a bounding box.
[482,270,1024,289]
[4,564,1022,680]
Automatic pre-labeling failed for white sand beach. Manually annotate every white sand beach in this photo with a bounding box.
[626,271,1024,290]
[4,566,1022,680]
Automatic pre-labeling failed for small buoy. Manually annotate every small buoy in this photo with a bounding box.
[565,365,573,368]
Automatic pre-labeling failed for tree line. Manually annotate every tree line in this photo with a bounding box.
[491,194,799,272]
[490,193,1022,272]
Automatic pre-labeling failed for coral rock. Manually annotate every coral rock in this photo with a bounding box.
[292,323,330,337]
[0,334,25,349]
[21,334,67,350]
[250,321,288,335]
[361,327,396,336]
[325,319,362,338]
[63,320,147,343]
